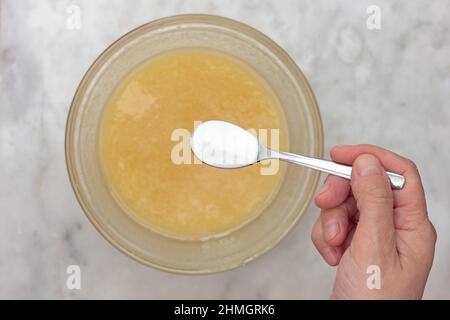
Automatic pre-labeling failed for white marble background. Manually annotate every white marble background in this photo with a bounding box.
[1,0,449,299]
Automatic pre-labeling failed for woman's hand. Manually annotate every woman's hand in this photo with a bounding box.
[311,145,436,299]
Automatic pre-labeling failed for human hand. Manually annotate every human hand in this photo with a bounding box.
[311,145,436,299]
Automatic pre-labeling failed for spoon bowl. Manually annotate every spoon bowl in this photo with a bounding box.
[191,120,259,169]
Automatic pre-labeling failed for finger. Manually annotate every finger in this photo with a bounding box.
[351,154,396,248]
[315,175,351,209]
[331,144,428,227]
[311,216,344,266]
[321,205,350,247]
[342,222,357,250]
[332,144,426,232]
[320,196,358,246]
[344,195,359,223]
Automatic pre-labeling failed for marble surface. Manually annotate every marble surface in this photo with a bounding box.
[1,0,449,299]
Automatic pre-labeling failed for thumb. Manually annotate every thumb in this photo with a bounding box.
[351,154,395,238]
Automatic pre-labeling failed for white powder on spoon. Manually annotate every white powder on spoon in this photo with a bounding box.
[190,120,259,168]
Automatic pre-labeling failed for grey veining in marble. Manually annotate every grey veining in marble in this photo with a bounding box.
[1,0,449,299]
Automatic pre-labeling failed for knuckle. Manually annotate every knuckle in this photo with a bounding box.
[358,143,375,149]
[415,219,437,244]
[428,222,437,244]
[405,158,419,173]
[310,224,320,243]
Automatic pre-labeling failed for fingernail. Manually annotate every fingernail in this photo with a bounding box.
[325,222,340,242]
[323,247,338,264]
[355,154,383,176]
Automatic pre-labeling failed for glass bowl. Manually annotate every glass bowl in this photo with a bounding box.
[65,14,323,274]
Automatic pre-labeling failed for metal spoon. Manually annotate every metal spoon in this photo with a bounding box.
[191,120,405,190]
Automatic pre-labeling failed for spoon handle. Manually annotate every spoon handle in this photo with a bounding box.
[277,152,405,190]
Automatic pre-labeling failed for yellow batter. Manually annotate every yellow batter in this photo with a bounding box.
[100,48,287,239]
